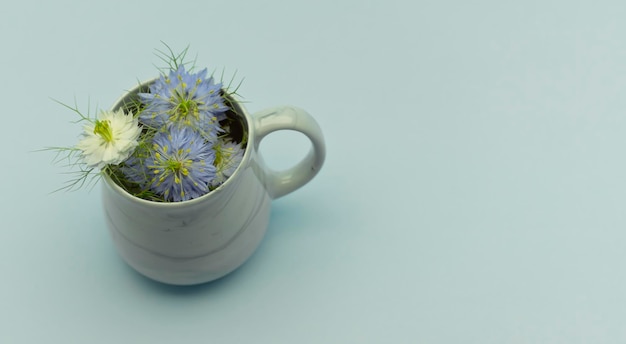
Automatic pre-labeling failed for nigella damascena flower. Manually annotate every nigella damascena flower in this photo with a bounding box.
[142,126,216,202]
[210,139,245,188]
[76,109,141,169]
[138,65,229,141]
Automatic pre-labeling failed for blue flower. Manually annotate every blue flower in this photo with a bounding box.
[210,139,245,188]
[138,65,229,141]
[133,126,217,202]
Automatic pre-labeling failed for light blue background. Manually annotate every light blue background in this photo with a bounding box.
[3,0,626,342]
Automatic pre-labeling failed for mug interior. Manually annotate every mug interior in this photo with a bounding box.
[104,79,252,204]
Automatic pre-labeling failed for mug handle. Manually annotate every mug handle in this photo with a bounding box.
[252,106,326,199]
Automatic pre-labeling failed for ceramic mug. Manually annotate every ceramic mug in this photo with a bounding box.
[101,80,325,285]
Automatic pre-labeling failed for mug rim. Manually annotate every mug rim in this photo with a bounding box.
[102,78,254,207]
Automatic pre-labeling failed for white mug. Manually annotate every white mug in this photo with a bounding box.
[102,80,325,285]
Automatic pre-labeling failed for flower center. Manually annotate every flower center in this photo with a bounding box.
[94,120,114,142]
[170,87,200,124]
[214,144,223,167]
[166,159,191,175]
[152,149,193,185]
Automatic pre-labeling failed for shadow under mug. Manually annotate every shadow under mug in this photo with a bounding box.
[101,80,326,285]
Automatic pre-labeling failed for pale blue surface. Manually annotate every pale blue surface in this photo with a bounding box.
[3,0,626,342]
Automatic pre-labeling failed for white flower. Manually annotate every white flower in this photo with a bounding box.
[76,109,141,169]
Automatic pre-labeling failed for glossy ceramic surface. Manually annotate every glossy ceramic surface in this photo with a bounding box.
[102,81,325,285]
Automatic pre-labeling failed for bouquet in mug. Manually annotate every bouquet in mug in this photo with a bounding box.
[48,45,247,202]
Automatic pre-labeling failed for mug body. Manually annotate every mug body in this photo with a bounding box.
[102,83,269,285]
